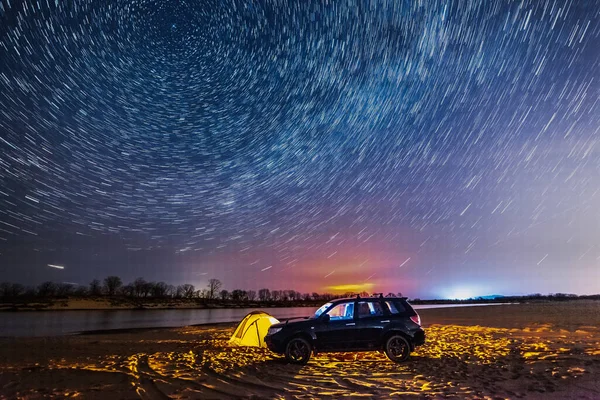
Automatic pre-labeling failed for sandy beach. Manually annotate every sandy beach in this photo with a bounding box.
[1,301,599,399]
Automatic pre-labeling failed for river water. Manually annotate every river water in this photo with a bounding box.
[0,303,503,337]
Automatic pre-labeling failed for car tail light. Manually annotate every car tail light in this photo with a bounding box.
[410,313,421,326]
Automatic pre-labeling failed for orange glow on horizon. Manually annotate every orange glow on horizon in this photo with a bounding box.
[326,283,375,293]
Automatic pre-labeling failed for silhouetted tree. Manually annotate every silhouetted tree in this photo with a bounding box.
[258,288,270,301]
[247,290,257,301]
[133,278,147,297]
[0,282,24,298]
[207,279,222,299]
[174,285,184,298]
[0,282,10,297]
[37,281,57,297]
[103,276,122,296]
[179,284,195,299]
[142,281,154,297]
[231,289,247,301]
[321,293,335,301]
[284,290,298,301]
[121,284,135,297]
[89,279,102,296]
[56,283,74,297]
[165,284,176,297]
[73,285,88,296]
[151,282,169,298]
[219,289,229,300]
[10,283,24,297]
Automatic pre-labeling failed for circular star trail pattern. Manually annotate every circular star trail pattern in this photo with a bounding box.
[0,0,599,296]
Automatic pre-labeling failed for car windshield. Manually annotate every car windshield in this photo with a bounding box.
[314,302,332,318]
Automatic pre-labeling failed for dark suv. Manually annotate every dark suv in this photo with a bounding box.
[265,296,425,364]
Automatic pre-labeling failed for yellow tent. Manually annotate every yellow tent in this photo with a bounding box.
[229,311,280,347]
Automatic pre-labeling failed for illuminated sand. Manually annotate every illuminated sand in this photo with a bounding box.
[1,302,600,399]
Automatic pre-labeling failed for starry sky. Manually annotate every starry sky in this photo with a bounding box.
[0,0,598,299]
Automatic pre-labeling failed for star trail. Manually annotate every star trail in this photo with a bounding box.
[0,0,598,298]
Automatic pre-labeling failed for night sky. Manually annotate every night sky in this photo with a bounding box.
[0,0,598,299]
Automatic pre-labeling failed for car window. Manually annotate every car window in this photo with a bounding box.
[326,302,354,321]
[394,300,407,313]
[314,302,332,318]
[384,300,407,314]
[384,301,399,314]
[357,301,385,318]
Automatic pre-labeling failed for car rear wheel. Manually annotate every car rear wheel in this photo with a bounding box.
[384,334,411,363]
[285,337,312,365]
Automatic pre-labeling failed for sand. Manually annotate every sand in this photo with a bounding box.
[1,301,599,399]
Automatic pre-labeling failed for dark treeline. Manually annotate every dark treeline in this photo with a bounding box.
[0,277,367,304]
[1,277,599,305]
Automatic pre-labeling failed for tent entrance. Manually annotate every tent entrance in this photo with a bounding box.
[229,311,280,347]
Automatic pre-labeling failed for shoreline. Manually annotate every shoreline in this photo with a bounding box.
[0,297,323,312]
[0,303,320,312]
[0,302,514,338]
[0,295,583,312]
[72,305,512,336]
[0,302,515,312]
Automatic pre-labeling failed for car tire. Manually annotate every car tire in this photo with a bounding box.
[384,334,411,363]
[285,337,312,365]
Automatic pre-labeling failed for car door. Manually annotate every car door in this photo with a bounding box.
[354,300,389,349]
[313,301,357,351]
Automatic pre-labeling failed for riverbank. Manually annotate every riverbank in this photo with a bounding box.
[2,295,594,312]
[0,297,325,312]
[1,301,599,399]
[0,303,512,337]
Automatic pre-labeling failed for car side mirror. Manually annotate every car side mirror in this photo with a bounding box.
[321,314,330,323]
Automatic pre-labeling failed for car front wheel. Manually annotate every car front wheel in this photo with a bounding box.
[384,334,411,363]
[285,337,312,365]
